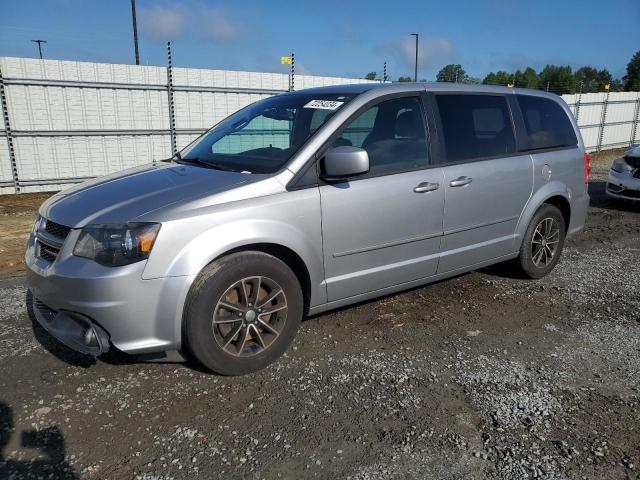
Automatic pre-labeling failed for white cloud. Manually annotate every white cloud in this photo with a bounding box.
[196,7,245,44]
[139,6,188,40]
[139,4,249,45]
[293,62,312,75]
[377,35,456,78]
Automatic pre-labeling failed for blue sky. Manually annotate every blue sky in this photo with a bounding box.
[1,0,639,80]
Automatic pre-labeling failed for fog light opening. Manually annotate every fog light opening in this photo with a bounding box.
[84,327,97,347]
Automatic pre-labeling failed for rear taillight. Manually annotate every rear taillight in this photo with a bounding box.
[583,152,591,183]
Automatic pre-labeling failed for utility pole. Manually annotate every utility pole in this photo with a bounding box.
[410,33,418,82]
[31,39,46,59]
[131,0,140,65]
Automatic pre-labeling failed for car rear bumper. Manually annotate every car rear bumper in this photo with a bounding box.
[25,232,195,355]
[567,192,589,238]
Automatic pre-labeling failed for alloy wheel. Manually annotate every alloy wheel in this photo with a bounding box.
[212,276,288,357]
[531,217,560,268]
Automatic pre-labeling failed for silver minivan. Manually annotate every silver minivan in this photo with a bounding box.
[26,83,590,375]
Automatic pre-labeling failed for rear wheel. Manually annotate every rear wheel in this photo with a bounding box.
[517,204,566,279]
[185,252,303,375]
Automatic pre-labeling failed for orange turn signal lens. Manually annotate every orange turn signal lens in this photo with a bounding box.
[138,228,159,253]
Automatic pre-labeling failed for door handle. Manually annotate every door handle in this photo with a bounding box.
[413,182,440,193]
[449,176,473,187]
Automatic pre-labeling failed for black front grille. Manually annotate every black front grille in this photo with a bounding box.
[624,155,640,169]
[34,298,57,321]
[39,242,60,263]
[620,189,640,199]
[45,220,71,240]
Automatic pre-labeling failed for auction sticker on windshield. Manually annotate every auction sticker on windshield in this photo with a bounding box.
[304,100,344,110]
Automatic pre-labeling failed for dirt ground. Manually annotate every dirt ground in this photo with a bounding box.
[1,150,639,479]
[0,192,50,276]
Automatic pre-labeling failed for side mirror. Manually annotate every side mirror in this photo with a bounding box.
[322,146,370,179]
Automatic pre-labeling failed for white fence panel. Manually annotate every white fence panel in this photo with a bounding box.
[172,91,271,130]
[602,122,633,147]
[579,126,600,150]
[607,101,636,123]
[1,56,638,194]
[561,91,640,151]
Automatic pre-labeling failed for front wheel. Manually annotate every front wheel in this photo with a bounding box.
[184,252,303,375]
[517,204,566,279]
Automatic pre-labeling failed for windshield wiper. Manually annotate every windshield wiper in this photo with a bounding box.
[160,151,181,163]
[178,156,235,172]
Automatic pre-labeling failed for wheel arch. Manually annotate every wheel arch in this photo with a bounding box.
[515,182,572,250]
[543,195,571,231]
[179,240,317,357]
[214,243,313,316]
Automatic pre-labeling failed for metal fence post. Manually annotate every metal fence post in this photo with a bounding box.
[574,81,583,126]
[596,90,610,152]
[630,94,640,147]
[0,65,20,193]
[166,42,177,156]
[290,52,295,92]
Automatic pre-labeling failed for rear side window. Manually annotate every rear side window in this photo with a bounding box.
[516,95,577,150]
[436,94,516,162]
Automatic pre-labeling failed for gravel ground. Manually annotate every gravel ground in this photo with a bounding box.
[1,152,639,479]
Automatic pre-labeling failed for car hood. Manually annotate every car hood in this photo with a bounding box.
[40,162,266,228]
[624,144,640,158]
[623,145,640,169]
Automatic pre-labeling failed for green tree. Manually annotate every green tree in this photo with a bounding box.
[364,72,377,80]
[461,76,481,84]
[609,78,624,92]
[573,66,612,93]
[596,69,613,91]
[513,67,538,88]
[623,50,640,91]
[538,65,576,94]
[483,70,513,86]
[482,72,498,85]
[436,64,466,82]
[397,76,413,82]
[575,66,598,92]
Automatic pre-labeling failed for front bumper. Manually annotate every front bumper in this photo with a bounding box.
[606,170,640,201]
[30,296,111,356]
[25,230,196,355]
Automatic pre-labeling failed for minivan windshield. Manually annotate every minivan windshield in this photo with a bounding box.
[180,92,354,173]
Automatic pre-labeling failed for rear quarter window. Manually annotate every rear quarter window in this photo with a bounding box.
[516,95,577,151]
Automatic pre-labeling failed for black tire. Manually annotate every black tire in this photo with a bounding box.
[184,251,303,375]
[517,204,566,279]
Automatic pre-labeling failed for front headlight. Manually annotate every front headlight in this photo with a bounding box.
[611,158,633,173]
[32,215,43,234]
[73,223,161,267]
